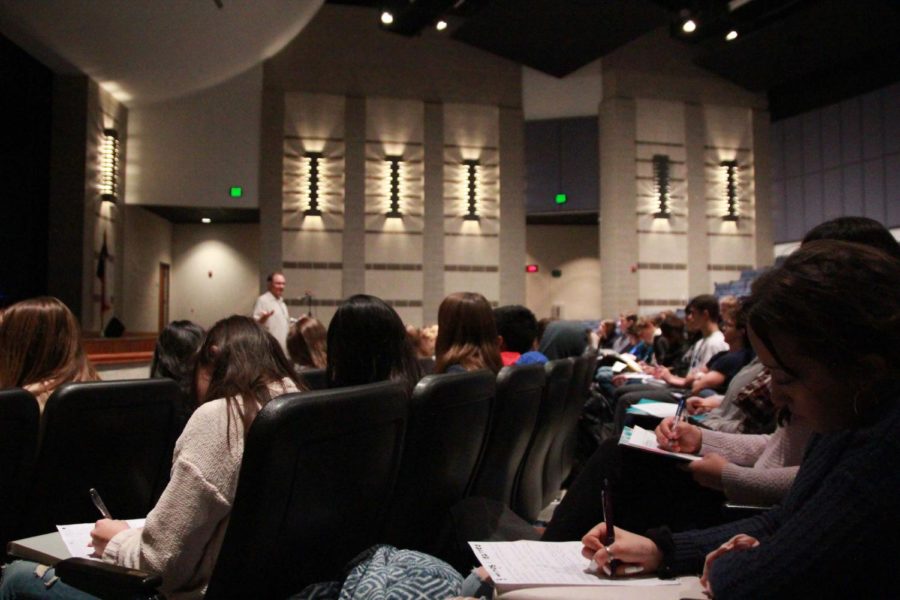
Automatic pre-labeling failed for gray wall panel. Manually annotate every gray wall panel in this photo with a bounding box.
[861,91,884,160]
[863,158,886,223]
[840,98,861,164]
[820,104,842,170]
[884,83,900,154]
[782,117,804,178]
[885,154,900,225]
[801,111,822,173]
[785,177,806,241]
[559,118,599,213]
[841,163,864,216]
[772,180,787,242]
[802,173,824,228]
[822,168,843,221]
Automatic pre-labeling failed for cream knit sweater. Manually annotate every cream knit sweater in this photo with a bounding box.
[102,378,299,599]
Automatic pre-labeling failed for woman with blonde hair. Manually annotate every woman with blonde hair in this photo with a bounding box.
[434,292,502,375]
[0,296,98,412]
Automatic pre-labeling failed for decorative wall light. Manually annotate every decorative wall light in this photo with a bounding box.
[463,159,480,221]
[652,154,671,219]
[386,156,403,218]
[304,152,322,216]
[721,160,739,222]
[99,128,120,203]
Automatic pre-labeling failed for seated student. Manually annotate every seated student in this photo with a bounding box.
[0,315,302,598]
[286,315,327,370]
[622,317,655,363]
[150,320,205,421]
[0,296,99,412]
[434,292,502,375]
[653,312,687,368]
[538,320,589,361]
[493,305,548,366]
[610,314,637,354]
[611,300,750,428]
[687,359,776,435]
[326,294,423,394]
[577,240,900,599]
[596,319,617,350]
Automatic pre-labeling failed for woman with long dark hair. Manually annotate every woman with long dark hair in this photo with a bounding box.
[433,292,502,375]
[326,294,423,395]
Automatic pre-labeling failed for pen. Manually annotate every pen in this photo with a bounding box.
[90,488,113,520]
[601,479,621,577]
[672,397,687,440]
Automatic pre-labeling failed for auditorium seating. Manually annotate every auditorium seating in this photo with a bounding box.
[297,367,328,390]
[16,379,185,539]
[0,388,39,560]
[382,369,496,556]
[512,358,574,522]
[468,363,545,505]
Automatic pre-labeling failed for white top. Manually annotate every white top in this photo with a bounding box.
[103,379,299,599]
[685,330,728,373]
[252,291,290,353]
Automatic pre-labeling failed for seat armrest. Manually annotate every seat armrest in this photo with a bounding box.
[55,558,161,600]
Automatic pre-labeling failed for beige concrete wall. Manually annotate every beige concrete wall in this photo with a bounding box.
[525,225,600,320]
[120,206,172,333]
[170,224,260,330]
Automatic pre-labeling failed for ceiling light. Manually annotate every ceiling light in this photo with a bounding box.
[726,30,739,41]
[435,20,447,31]
[380,11,394,25]
[201,218,211,224]
[682,19,697,33]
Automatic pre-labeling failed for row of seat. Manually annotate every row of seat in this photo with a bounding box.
[4,353,595,597]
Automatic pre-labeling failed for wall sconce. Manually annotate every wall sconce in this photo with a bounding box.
[99,128,119,203]
[463,159,480,221]
[721,160,739,222]
[304,152,322,216]
[652,154,671,219]
[386,156,402,218]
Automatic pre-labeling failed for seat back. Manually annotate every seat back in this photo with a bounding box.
[512,358,573,522]
[543,351,598,504]
[468,364,545,505]
[382,369,495,554]
[206,381,409,599]
[18,379,185,537]
[0,388,40,559]
[297,367,328,390]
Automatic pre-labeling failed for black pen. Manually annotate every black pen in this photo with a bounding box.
[601,479,621,577]
[90,487,113,520]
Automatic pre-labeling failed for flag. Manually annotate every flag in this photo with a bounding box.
[97,232,111,313]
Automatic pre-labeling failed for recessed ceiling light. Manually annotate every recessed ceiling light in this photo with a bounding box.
[436,20,448,31]
[201,218,211,224]
[380,11,394,25]
[682,19,697,33]
[725,30,739,41]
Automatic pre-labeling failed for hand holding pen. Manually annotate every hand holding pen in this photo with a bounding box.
[655,411,703,454]
[88,488,129,557]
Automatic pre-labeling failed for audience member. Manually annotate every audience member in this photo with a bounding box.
[610,314,636,354]
[577,240,900,599]
[624,317,655,363]
[596,319,617,350]
[801,215,900,259]
[0,296,98,412]
[493,305,548,366]
[326,294,423,394]
[653,312,687,368]
[150,320,206,420]
[538,320,589,361]
[434,292,502,375]
[0,315,301,598]
[286,315,327,370]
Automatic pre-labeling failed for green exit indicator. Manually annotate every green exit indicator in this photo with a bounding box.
[229,186,243,198]
[555,193,568,205]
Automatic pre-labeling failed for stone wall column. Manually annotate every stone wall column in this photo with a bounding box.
[341,95,366,297]
[598,97,638,316]
[752,108,774,267]
[685,102,710,297]
[258,85,284,288]
[499,106,526,306]
[422,101,445,323]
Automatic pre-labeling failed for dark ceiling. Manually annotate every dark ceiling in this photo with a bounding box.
[329,0,900,120]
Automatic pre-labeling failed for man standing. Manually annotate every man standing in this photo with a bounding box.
[253,272,290,352]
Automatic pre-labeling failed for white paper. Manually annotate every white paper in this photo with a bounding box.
[468,541,677,590]
[619,425,700,461]
[57,519,146,559]
[627,400,679,418]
